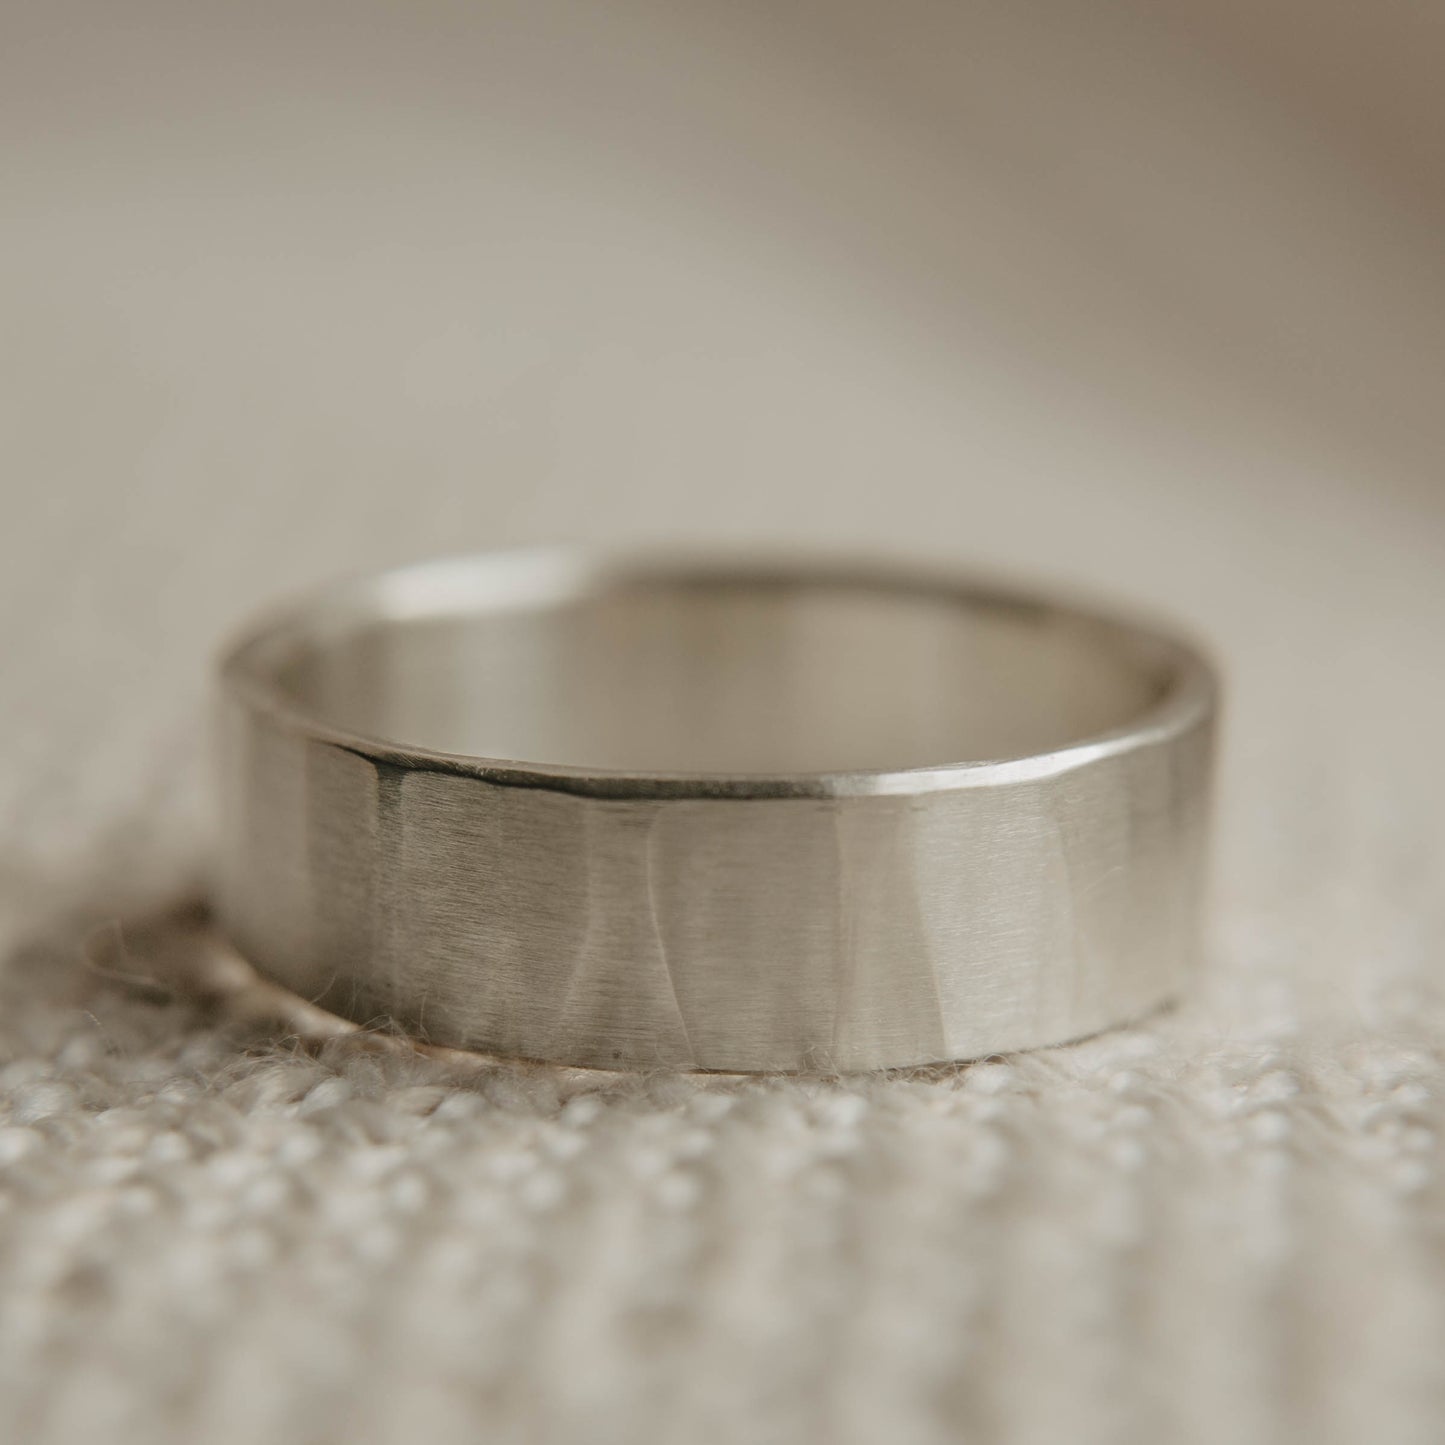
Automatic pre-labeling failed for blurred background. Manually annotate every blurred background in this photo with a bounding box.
[3,3,1445,1441]
[4,0,1444,907]
[4,0,1444,924]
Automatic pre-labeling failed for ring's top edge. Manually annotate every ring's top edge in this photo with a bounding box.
[218,546,1220,802]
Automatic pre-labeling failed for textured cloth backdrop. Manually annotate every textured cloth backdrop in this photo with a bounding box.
[3,2,1445,1442]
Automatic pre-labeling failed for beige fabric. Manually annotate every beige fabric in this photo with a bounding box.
[3,2,1444,1441]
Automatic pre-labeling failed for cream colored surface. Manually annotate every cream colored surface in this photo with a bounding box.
[2,2,1444,1441]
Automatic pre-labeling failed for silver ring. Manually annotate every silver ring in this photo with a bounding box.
[215,550,1218,1072]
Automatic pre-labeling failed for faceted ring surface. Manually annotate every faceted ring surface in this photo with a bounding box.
[215,550,1218,1072]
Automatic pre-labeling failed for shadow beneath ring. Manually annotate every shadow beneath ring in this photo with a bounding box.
[9,890,980,1089]
[72,900,843,1091]
[76,899,583,1080]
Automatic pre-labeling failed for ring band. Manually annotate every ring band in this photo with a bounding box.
[215,550,1218,1072]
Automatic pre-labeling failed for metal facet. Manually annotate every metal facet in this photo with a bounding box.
[215,551,1218,1072]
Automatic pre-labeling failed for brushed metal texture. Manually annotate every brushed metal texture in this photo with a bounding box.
[214,551,1217,1072]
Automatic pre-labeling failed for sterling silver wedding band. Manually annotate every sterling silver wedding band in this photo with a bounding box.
[215,550,1218,1072]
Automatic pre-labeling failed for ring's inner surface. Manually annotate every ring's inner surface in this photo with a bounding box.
[262,573,1175,774]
